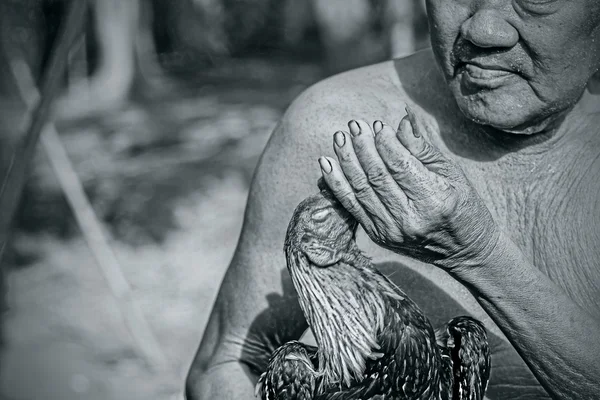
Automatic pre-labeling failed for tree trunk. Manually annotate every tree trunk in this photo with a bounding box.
[310,0,384,73]
[53,0,138,119]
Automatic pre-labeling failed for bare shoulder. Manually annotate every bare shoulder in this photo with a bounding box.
[282,62,402,141]
[252,60,404,186]
[276,49,445,155]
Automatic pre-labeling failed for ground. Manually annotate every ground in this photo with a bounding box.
[0,58,323,400]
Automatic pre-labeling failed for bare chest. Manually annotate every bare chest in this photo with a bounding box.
[372,95,600,321]
[462,148,600,313]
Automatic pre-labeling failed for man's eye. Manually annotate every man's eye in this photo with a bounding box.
[311,209,331,222]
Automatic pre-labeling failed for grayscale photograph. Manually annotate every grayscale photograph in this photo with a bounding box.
[0,0,598,399]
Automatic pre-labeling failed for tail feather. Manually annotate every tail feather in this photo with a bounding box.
[440,316,491,400]
[255,372,267,398]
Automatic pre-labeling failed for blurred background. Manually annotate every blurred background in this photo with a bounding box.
[0,1,429,399]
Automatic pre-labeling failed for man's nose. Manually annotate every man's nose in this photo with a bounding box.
[460,9,518,48]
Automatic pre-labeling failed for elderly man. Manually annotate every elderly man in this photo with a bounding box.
[186,1,600,399]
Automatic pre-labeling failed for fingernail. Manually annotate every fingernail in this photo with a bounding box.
[398,115,414,137]
[397,115,409,131]
[318,157,332,173]
[404,106,420,138]
[334,131,345,147]
[373,120,383,134]
[349,120,360,136]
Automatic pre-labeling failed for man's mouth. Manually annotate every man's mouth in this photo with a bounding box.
[465,63,512,78]
[457,62,517,89]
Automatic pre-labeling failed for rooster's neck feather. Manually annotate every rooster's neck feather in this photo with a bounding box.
[287,249,404,390]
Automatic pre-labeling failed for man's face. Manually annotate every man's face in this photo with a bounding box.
[427,0,600,134]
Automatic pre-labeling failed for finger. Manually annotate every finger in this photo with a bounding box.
[341,121,409,211]
[318,156,376,234]
[374,122,441,200]
[398,110,463,182]
[332,127,396,219]
[397,107,445,165]
[325,156,400,236]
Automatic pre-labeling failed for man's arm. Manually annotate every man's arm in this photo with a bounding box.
[184,77,378,399]
[317,106,600,399]
[454,233,600,400]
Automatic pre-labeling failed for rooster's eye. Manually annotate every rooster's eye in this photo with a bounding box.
[311,209,331,222]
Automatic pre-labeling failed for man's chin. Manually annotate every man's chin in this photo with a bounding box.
[453,96,554,136]
[478,116,550,136]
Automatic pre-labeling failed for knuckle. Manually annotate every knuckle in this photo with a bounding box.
[353,187,372,203]
[416,142,443,163]
[336,191,362,215]
[352,138,371,155]
[352,177,372,198]
[336,147,354,162]
[401,223,419,240]
[365,163,389,188]
[326,175,347,193]
[418,142,443,163]
[346,202,362,216]
[387,157,414,176]
[403,220,429,239]
[336,189,356,205]
[419,141,436,156]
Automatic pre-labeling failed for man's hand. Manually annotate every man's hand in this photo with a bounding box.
[318,107,499,270]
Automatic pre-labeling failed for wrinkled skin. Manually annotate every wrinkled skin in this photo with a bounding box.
[186,1,600,399]
[428,0,600,134]
[318,111,499,272]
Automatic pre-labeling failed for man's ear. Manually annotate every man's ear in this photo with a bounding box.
[301,234,341,267]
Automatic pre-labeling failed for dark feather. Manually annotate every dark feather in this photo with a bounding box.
[258,190,491,400]
[256,341,319,400]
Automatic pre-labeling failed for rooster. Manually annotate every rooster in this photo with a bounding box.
[255,185,491,400]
